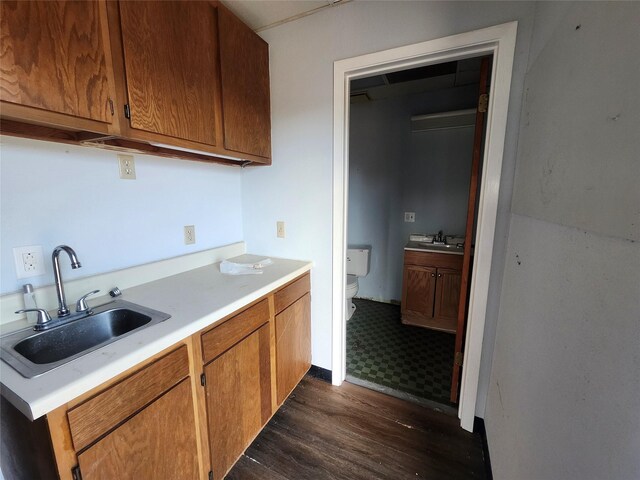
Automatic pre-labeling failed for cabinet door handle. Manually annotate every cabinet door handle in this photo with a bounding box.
[431,273,436,277]
[438,273,442,277]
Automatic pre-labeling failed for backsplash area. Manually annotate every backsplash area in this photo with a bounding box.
[0,136,244,295]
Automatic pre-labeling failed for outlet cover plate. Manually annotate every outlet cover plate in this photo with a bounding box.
[13,245,46,279]
[404,212,416,222]
[277,221,285,238]
[118,154,136,180]
[184,225,196,245]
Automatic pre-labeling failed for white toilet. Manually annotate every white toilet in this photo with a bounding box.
[346,247,371,321]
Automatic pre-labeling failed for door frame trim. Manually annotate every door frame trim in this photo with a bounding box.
[331,21,518,432]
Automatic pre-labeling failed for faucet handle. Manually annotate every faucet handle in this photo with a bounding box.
[76,290,100,313]
[15,308,52,326]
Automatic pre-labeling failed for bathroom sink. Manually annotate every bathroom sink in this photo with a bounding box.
[0,299,171,378]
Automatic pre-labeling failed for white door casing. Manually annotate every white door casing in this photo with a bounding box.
[332,21,518,432]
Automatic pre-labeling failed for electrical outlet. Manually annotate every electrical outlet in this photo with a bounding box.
[184,225,196,245]
[404,212,416,222]
[118,154,136,180]
[277,221,285,238]
[13,245,46,279]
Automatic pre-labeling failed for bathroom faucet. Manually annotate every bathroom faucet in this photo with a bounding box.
[52,245,82,317]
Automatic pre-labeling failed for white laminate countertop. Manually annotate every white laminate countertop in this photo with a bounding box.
[0,254,312,420]
[404,241,466,255]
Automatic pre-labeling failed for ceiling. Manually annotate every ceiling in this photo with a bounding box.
[222,0,349,32]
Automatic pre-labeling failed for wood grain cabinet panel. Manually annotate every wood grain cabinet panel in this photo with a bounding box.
[401,251,462,333]
[67,346,189,451]
[276,293,311,405]
[218,6,271,159]
[76,379,199,480]
[118,0,219,146]
[0,0,115,127]
[204,323,272,480]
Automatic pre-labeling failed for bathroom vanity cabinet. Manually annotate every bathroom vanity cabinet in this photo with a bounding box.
[0,0,271,166]
[6,272,311,480]
[401,250,462,333]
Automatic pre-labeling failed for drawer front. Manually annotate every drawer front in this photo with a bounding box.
[67,346,189,451]
[201,299,270,364]
[404,250,463,270]
[274,273,310,315]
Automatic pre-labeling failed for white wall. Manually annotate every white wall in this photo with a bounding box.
[242,0,536,401]
[348,86,477,302]
[0,136,243,297]
[485,2,640,479]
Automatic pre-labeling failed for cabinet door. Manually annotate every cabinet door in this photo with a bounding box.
[434,268,462,321]
[204,323,272,480]
[76,379,199,480]
[118,0,219,145]
[276,293,311,405]
[0,0,114,125]
[401,265,437,320]
[218,6,271,159]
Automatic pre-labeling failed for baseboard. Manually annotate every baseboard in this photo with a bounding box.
[308,365,332,383]
[474,417,493,480]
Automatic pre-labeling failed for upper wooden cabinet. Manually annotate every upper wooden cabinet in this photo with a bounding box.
[117,1,220,147]
[218,6,271,159]
[0,1,117,132]
[0,0,271,166]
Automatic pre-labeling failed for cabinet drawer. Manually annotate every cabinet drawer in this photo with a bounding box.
[67,346,189,451]
[274,273,310,315]
[404,250,463,270]
[201,299,270,364]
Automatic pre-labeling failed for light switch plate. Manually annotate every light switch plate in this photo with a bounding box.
[13,245,46,279]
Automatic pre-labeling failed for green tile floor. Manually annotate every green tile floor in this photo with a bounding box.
[346,298,455,406]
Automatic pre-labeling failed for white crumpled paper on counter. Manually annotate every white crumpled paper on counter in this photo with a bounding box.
[220,258,273,275]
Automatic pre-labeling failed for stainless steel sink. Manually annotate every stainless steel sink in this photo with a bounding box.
[0,299,171,378]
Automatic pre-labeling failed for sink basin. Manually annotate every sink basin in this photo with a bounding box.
[0,299,171,378]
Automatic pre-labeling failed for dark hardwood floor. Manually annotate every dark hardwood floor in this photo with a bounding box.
[226,375,488,479]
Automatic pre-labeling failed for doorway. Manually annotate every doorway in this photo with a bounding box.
[345,56,489,408]
[332,22,518,431]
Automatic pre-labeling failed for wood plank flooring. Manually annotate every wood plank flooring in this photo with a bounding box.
[226,375,488,480]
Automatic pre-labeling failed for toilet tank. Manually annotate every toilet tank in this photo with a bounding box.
[346,248,370,276]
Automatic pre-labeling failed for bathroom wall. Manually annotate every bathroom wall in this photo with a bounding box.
[485,2,640,478]
[0,136,243,297]
[348,85,477,303]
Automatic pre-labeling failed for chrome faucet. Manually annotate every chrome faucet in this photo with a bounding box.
[52,245,82,317]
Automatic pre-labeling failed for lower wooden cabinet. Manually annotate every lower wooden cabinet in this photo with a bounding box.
[16,272,312,480]
[276,293,311,405]
[401,250,462,333]
[202,313,272,479]
[66,346,200,480]
[76,379,199,479]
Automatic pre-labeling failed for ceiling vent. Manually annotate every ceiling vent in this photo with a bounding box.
[410,109,476,132]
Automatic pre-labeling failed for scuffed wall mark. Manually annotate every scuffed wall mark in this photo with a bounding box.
[575,24,581,30]
[539,154,558,206]
[607,113,621,121]
[496,381,505,415]
[515,254,522,266]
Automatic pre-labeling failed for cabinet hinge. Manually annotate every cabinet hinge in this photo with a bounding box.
[108,98,114,116]
[71,465,83,480]
[209,470,214,480]
[200,373,206,386]
[478,93,489,113]
[124,103,131,119]
[454,351,464,367]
